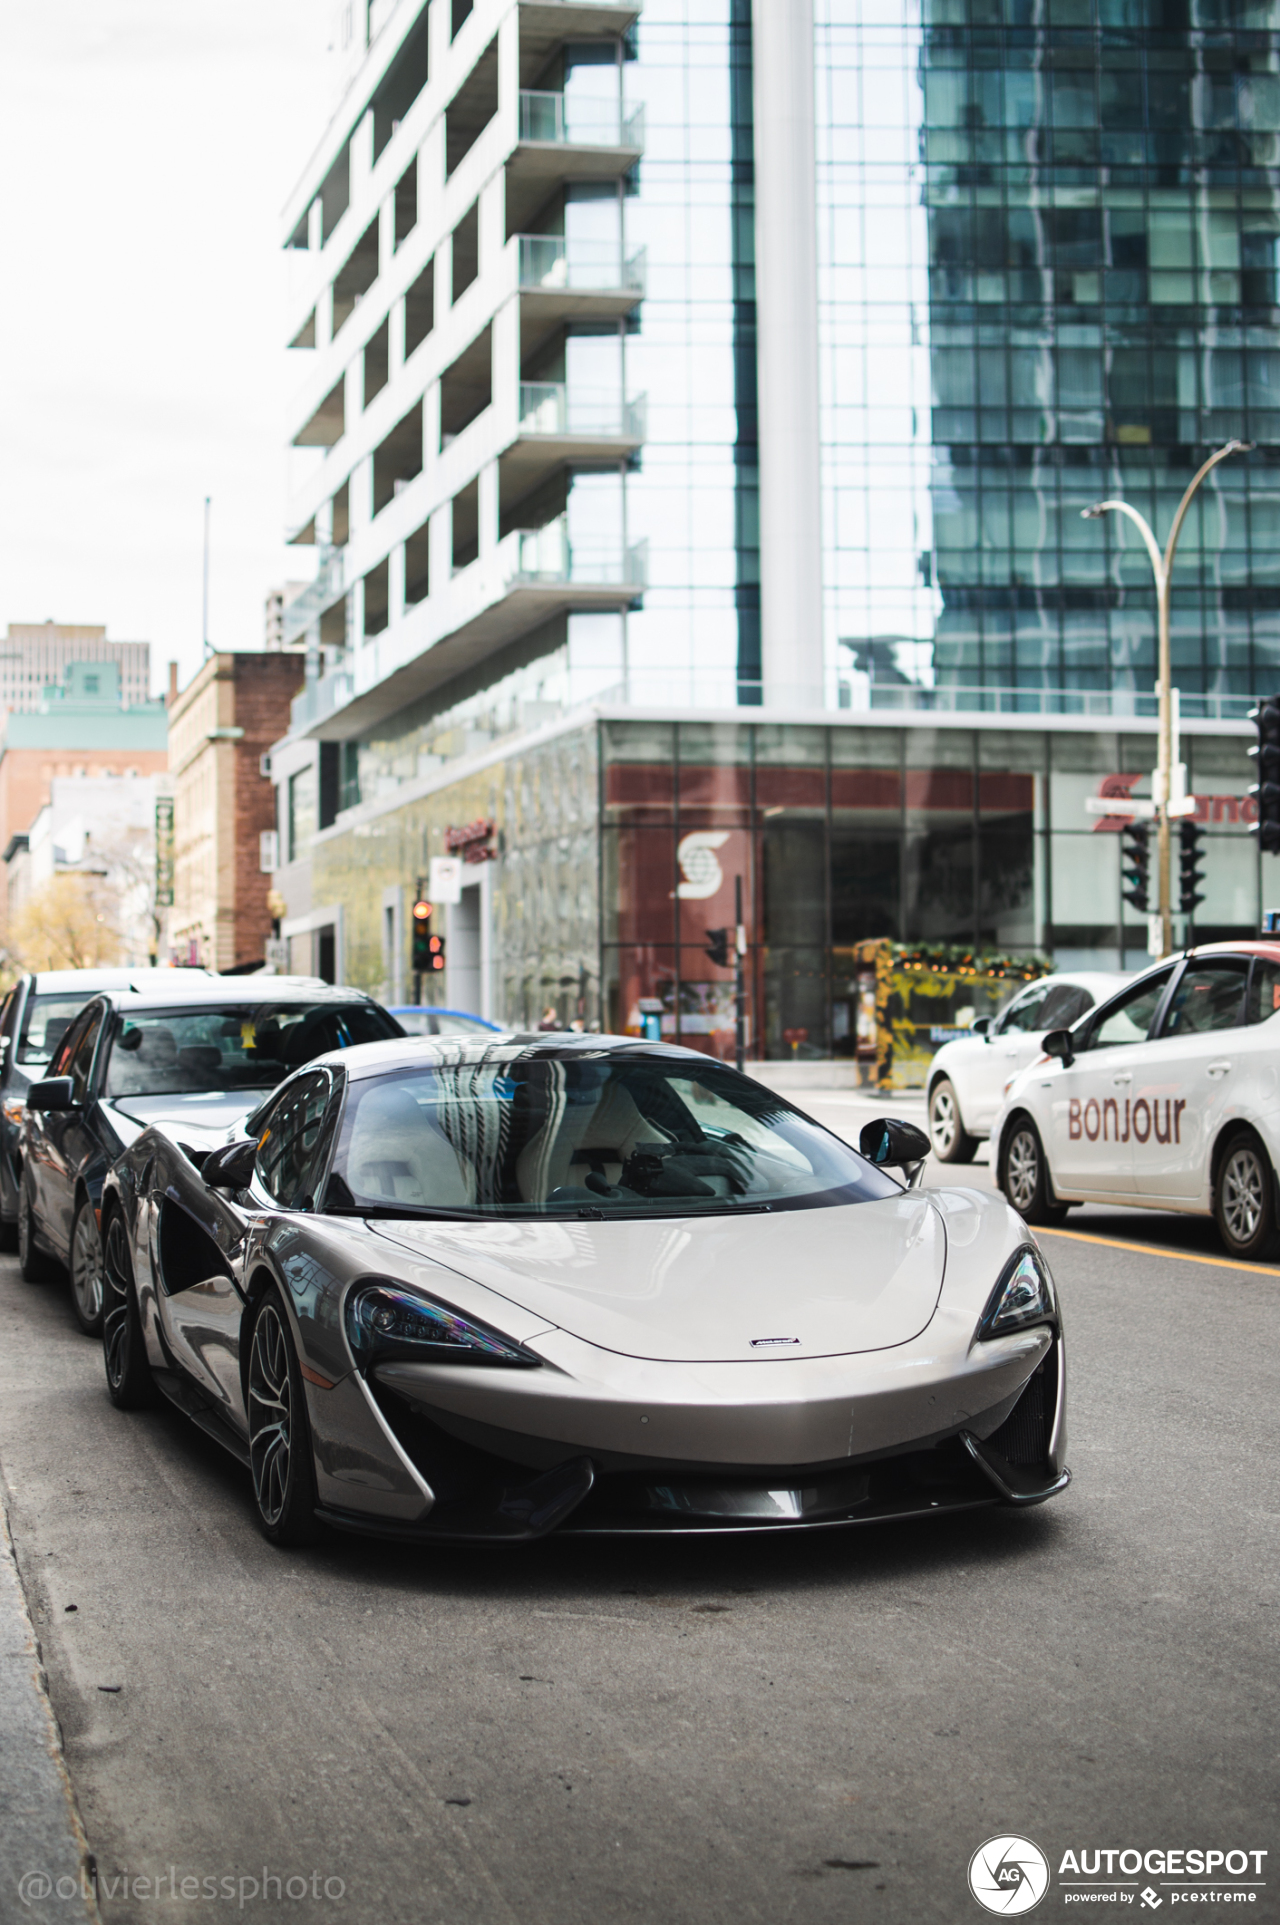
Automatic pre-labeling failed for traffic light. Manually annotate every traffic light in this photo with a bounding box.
[1121,822,1150,914]
[426,930,445,972]
[704,927,730,968]
[1178,820,1206,915]
[1248,694,1280,854]
[411,897,435,974]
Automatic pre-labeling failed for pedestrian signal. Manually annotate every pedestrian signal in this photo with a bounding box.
[1121,822,1150,914]
[1178,820,1206,915]
[1248,695,1280,854]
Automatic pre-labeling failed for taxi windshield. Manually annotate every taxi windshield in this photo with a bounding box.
[326,1053,899,1219]
[104,1002,400,1098]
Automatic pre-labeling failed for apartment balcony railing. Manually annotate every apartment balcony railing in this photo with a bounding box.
[281,546,344,648]
[518,90,644,149]
[516,234,647,295]
[508,517,648,589]
[291,664,354,733]
[518,382,646,439]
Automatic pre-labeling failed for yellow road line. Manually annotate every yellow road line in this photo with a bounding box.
[1036,1224,1280,1277]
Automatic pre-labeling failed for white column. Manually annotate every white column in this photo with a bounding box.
[752,0,823,708]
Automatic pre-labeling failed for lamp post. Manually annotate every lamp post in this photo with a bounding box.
[1082,438,1253,959]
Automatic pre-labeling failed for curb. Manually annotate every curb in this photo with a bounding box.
[0,1488,100,1923]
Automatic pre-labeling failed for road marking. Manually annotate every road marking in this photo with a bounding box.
[1037,1225,1280,1277]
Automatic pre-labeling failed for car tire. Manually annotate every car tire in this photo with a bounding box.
[17,1183,57,1284]
[247,1288,321,1548]
[102,1209,157,1410]
[69,1197,105,1337]
[928,1077,978,1164]
[1213,1131,1278,1262]
[1000,1115,1069,1228]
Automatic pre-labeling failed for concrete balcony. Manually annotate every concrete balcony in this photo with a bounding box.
[502,382,645,497]
[515,233,645,360]
[295,524,646,742]
[507,91,643,228]
[281,546,345,646]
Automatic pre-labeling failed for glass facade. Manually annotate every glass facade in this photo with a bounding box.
[816,0,1280,705]
[313,712,1258,1061]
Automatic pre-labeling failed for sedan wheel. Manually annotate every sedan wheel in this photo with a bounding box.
[247,1291,320,1547]
[928,1078,977,1164]
[1001,1117,1068,1227]
[1214,1134,1277,1261]
[102,1211,156,1409]
[69,1200,105,1336]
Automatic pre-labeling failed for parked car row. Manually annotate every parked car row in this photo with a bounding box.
[0,965,1069,1554]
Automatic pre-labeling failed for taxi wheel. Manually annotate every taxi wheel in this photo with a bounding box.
[1001,1116,1068,1228]
[1213,1132,1278,1262]
[928,1079,977,1164]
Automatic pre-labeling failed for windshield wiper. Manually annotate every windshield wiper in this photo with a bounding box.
[320,1203,480,1221]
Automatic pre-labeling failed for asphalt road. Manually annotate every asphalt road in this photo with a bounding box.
[1,1137,1277,1924]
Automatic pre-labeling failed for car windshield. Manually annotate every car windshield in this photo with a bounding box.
[326,1052,899,1218]
[17,994,95,1067]
[104,1002,401,1097]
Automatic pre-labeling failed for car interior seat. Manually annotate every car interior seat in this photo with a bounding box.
[346,1083,474,1206]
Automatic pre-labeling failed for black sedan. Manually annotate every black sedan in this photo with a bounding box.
[19,980,402,1333]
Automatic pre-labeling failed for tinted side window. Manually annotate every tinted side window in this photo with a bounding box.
[254,1074,334,1208]
[1038,984,1093,1029]
[65,1012,104,1103]
[1247,959,1280,1025]
[996,985,1050,1033]
[1159,960,1248,1037]
[1086,970,1172,1050]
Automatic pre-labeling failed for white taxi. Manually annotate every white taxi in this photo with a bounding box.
[927,971,1126,1163]
[990,943,1280,1260]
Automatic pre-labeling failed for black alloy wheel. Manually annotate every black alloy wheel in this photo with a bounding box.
[69,1198,105,1337]
[1000,1115,1069,1228]
[247,1289,320,1547]
[928,1077,978,1164]
[1213,1130,1279,1262]
[17,1181,57,1284]
[102,1210,157,1409]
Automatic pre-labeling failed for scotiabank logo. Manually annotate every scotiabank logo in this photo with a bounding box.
[1069,1096,1186,1145]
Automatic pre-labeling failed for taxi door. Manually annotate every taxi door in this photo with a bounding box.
[1128,956,1250,1202]
[1045,968,1174,1196]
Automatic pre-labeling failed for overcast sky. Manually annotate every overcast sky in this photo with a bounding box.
[0,2,336,696]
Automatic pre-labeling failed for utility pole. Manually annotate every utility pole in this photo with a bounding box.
[202,496,212,659]
[734,874,746,1074]
[1082,438,1251,957]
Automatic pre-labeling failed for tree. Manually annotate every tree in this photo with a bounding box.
[10,873,125,971]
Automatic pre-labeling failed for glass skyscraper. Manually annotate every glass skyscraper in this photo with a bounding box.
[816,0,1280,708]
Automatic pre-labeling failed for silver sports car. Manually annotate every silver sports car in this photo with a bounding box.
[99,1034,1069,1546]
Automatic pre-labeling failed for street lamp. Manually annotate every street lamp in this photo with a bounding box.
[1082,437,1253,958]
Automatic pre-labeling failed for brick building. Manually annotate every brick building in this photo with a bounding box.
[168,654,304,972]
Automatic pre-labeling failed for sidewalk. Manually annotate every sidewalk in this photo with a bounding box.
[0,1482,98,1923]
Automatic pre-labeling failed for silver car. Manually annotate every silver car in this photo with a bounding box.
[99,1034,1069,1546]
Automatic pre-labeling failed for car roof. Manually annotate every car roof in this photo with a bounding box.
[81,981,383,1013]
[25,968,218,993]
[309,1030,722,1080]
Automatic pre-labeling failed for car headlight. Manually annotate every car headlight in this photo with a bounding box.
[344,1279,540,1369]
[2,1096,26,1128]
[976,1245,1057,1340]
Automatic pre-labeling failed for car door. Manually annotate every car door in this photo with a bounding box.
[28,1003,105,1256]
[1128,956,1250,1202]
[1045,968,1174,1196]
[964,982,1053,1131]
[158,1072,338,1428]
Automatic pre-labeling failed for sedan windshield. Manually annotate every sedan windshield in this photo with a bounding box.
[327,1053,899,1217]
[17,994,96,1067]
[104,1002,401,1098]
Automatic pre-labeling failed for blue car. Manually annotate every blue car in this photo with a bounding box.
[387,1007,502,1038]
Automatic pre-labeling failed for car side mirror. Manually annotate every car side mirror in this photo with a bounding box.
[859,1117,932,1187]
[1042,1028,1075,1069]
[26,1076,75,1113]
[970,1017,992,1039]
[202,1138,257,1191]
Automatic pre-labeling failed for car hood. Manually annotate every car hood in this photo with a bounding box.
[366,1191,947,1363]
[102,1091,261,1150]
